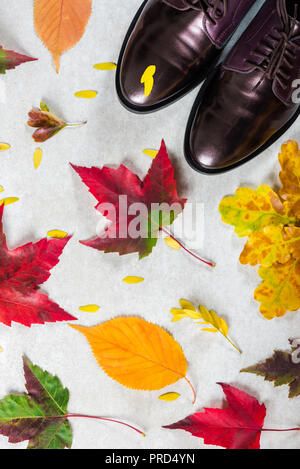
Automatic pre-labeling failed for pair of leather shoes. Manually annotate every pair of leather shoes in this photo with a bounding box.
[116,0,300,173]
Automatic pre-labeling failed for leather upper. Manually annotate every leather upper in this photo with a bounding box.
[186,0,300,171]
[117,0,256,110]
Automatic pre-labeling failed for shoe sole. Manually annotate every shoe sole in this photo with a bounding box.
[115,0,220,114]
[184,68,300,175]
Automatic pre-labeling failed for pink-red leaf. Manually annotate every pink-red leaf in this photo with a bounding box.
[164,383,266,449]
[0,46,37,74]
[71,140,186,259]
[0,205,76,326]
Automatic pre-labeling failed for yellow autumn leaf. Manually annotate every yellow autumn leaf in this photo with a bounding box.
[141,65,156,97]
[0,197,19,206]
[0,143,10,151]
[79,304,100,313]
[47,230,68,239]
[143,149,158,158]
[219,185,294,237]
[158,392,180,401]
[255,259,300,319]
[171,300,241,353]
[69,317,195,402]
[33,148,43,169]
[94,62,116,70]
[74,90,98,99]
[240,225,300,267]
[279,140,300,218]
[165,237,181,250]
[123,276,144,284]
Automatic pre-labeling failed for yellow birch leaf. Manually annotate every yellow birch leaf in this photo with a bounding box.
[0,143,10,151]
[219,185,294,237]
[33,148,43,169]
[0,197,19,206]
[74,90,98,99]
[141,65,156,97]
[123,276,144,284]
[143,149,159,158]
[47,230,68,239]
[255,259,300,319]
[158,392,180,401]
[240,225,300,267]
[165,237,181,250]
[79,304,100,313]
[69,317,188,391]
[279,140,300,218]
[93,62,117,70]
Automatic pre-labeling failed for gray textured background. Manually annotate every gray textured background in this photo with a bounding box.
[0,0,299,449]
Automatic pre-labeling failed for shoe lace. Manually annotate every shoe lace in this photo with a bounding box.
[246,5,300,90]
[165,0,228,24]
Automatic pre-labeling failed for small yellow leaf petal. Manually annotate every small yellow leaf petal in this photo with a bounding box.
[143,149,159,158]
[33,148,43,169]
[93,62,117,70]
[202,328,218,333]
[123,276,144,284]
[0,143,10,151]
[165,237,181,250]
[74,90,98,99]
[79,304,100,313]
[0,197,19,206]
[158,392,180,401]
[47,230,68,239]
[141,65,156,97]
[0,186,4,193]
[179,299,196,312]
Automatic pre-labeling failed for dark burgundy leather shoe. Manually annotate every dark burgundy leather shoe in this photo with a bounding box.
[116,0,257,113]
[185,0,300,173]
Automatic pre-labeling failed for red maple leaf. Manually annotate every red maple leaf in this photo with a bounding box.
[71,140,186,259]
[164,383,266,449]
[0,205,76,327]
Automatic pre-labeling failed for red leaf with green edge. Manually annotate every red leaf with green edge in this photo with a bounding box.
[241,341,300,398]
[164,383,266,449]
[0,205,76,326]
[0,46,37,74]
[0,357,72,449]
[71,140,186,259]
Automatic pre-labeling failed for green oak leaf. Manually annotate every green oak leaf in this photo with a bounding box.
[0,357,72,449]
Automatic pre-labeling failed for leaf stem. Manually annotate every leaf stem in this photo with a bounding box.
[66,121,87,127]
[162,228,215,268]
[221,333,242,354]
[262,428,300,432]
[184,377,196,404]
[65,414,145,437]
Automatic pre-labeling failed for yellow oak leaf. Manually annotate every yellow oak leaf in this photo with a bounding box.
[279,140,300,217]
[69,317,195,401]
[255,259,300,319]
[240,225,300,267]
[219,185,294,237]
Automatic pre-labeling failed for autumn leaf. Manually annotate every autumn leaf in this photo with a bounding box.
[279,140,300,218]
[171,300,241,353]
[141,66,156,97]
[0,46,37,74]
[242,341,300,398]
[34,0,92,73]
[71,140,186,259]
[0,205,76,326]
[164,383,266,449]
[219,185,294,237]
[0,357,72,449]
[28,102,86,142]
[69,316,196,402]
[219,141,300,320]
[0,357,144,449]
